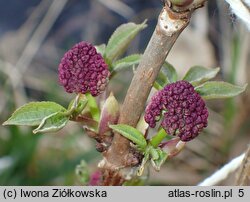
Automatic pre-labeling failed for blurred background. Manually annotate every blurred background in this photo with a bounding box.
[0,0,249,185]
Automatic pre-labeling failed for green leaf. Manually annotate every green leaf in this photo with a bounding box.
[68,94,88,118]
[154,62,178,90]
[74,99,88,115]
[183,66,220,86]
[105,20,147,62]
[150,149,168,171]
[109,124,147,150]
[149,147,159,160]
[33,111,69,134]
[85,93,100,122]
[195,81,247,99]
[95,44,106,56]
[112,54,141,72]
[3,102,66,126]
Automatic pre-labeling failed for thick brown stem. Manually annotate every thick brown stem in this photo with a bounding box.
[108,6,190,164]
[99,2,206,185]
[169,0,206,12]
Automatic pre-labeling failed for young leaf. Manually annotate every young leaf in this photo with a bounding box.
[109,124,147,150]
[112,54,141,72]
[137,149,150,176]
[150,149,168,171]
[75,99,88,115]
[33,112,69,134]
[95,44,106,56]
[3,102,66,126]
[68,94,88,118]
[105,20,147,62]
[195,81,247,99]
[85,93,100,122]
[154,62,178,90]
[183,66,220,86]
[98,93,120,136]
[149,147,159,160]
[163,62,178,83]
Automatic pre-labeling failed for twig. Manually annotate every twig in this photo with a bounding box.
[236,146,250,185]
[198,153,245,186]
[107,5,190,166]
[100,1,207,185]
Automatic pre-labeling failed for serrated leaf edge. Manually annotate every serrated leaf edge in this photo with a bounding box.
[105,20,147,61]
[195,82,247,99]
[3,101,66,126]
[183,66,220,86]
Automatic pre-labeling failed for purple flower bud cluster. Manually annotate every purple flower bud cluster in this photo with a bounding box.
[145,81,208,142]
[58,41,110,96]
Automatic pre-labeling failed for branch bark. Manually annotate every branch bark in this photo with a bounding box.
[236,146,250,185]
[99,1,207,185]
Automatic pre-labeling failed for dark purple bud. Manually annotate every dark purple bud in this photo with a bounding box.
[144,90,164,128]
[58,41,110,96]
[144,81,209,142]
